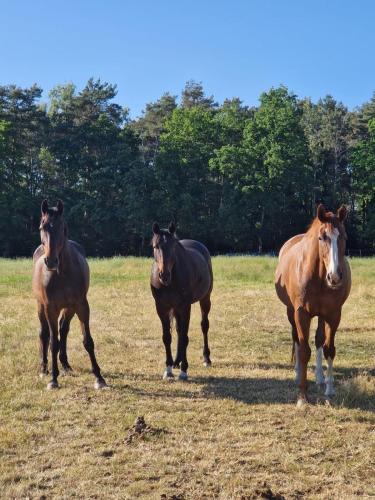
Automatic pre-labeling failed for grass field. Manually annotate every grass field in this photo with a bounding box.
[1,256,375,499]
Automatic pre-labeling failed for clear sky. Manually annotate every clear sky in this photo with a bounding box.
[1,0,374,117]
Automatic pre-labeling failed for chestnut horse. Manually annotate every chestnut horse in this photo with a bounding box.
[32,199,107,390]
[150,222,213,380]
[275,204,351,406]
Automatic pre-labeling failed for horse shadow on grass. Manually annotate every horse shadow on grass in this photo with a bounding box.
[107,365,375,412]
[193,375,297,405]
[109,370,300,405]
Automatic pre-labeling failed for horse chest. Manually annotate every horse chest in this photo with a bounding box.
[152,285,192,307]
[43,275,81,307]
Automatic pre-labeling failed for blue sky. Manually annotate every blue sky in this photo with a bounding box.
[1,0,374,117]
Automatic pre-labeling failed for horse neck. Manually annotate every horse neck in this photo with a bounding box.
[174,241,185,266]
[58,238,71,275]
[172,242,188,279]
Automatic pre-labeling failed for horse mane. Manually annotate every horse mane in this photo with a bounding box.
[306,211,337,237]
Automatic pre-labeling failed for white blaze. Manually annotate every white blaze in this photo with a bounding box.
[327,227,340,280]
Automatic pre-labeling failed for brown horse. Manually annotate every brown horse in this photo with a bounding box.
[150,222,213,380]
[275,204,351,406]
[32,199,107,390]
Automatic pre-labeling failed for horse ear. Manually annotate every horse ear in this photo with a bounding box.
[56,200,64,216]
[317,204,328,223]
[41,199,48,215]
[152,222,160,234]
[168,221,176,234]
[337,205,347,222]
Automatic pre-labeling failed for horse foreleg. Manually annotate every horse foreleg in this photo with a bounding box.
[175,305,191,380]
[45,305,60,389]
[76,299,107,389]
[286,308,300,383]
[59,308,75,373]
[315,317,325,385]
[294,307,311,406]
[38,302,49,376]
[323,312,341,397]
[156,304,174,379]
[200,295,211,367]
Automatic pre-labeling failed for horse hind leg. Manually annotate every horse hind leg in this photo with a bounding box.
[76,299,107,389]
[315,317,325,386]
[294,307,312,406]
[59,308,75,373]
[323,313,340,397]
[200,295,212,367]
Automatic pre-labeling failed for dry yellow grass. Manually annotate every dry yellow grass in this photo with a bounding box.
[1,256,375,499]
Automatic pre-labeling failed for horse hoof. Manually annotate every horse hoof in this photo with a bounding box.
[296,397,307,408]
[47,381,59,390]
[94,379,108,390]
[324,387,335,397]
[203,360,212,368]
[178,371,188,381]
[39,371,48,378]
[163,371,174,381]
[61,367,73,376]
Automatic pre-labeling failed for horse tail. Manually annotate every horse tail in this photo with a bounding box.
[291,340,295,364]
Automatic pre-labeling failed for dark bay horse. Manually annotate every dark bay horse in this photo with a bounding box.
[150,222,213,380]
[32,199,107,390]
[275,204,351,406]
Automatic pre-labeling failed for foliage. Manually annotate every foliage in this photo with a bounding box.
[0,79,374,256]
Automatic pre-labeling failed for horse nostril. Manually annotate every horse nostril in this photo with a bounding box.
[327,272,332,282]
[45,257,58,269]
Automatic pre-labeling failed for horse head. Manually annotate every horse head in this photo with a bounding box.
[39,199,67,272]
[151,221,178,286]
[316,204,348,289]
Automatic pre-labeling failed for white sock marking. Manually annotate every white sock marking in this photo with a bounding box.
[325,357,335,396]
[163,366,173,379]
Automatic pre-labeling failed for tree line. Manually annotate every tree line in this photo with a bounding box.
[1,79,374,257]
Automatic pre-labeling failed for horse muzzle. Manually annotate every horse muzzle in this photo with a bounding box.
[44,256,59,272]
[158,271,171,286]
[326,271,343,289]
